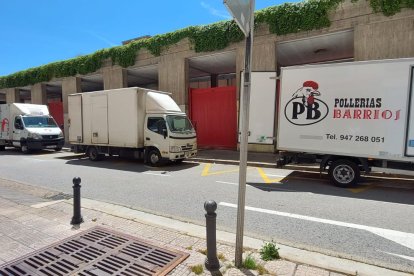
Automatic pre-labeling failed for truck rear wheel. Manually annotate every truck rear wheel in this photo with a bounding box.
[147,149,161,166]
[88,147,104,161]
[21,145,30,154]
[329,159,359,188]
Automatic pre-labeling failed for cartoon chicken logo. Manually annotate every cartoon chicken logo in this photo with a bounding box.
[292,80,321,106]
[1,118,9,132]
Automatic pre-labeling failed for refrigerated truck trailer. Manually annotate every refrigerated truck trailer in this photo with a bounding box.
[68,87,197,165]
[0,103,64,153]
[277,58,414,187]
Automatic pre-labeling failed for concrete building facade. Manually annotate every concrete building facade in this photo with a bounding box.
[1,0,413,152]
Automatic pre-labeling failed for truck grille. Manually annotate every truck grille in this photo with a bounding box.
[42,135,59,139]
[181,144,193,151]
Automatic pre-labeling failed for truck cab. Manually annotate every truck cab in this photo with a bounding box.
[0,104,64,153]
[145,113,197,165]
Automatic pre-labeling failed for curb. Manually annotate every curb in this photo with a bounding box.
[78,198,412,276]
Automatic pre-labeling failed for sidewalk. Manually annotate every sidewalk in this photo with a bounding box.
[0,178,410,276]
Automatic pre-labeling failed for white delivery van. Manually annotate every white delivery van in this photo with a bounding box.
[277,58,414,187]
[0,103,65,153]
[68,87,197,166]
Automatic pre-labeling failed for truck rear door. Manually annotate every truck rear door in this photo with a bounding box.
[68,94,83,143]
[91,93,109,144]
[405,66,414,156]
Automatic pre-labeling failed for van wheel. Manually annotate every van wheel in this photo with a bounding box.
[147,149,161,166]
[329,159,359,188]
[88,147,103,161]
[21,145,30,154]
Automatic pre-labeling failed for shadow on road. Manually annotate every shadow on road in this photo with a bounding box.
[247,171,414,206]
[61,155,200,173]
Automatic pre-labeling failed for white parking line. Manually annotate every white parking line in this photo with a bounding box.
[216,181,238,186]
[381,251,414,262]
[143,172,171,177]
[219,202,414,251]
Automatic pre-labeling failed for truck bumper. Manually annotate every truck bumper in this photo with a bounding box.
[169,150,197,160]
[24,138,65,150]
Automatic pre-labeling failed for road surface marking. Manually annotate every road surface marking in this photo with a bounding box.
[257,168,284,184]
[143,172,171,177]
[348,183,376,193]
[201,163,247,176]
[216,181,238,186]
[381,251,414,262]
[219,202,414,251]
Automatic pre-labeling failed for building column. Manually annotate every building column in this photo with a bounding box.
[62,77,81,143]
[211,74,219,88]
[103,66,127,90]
[252,41,276,71]
[31,83,47,105]
[354,18,414,61]
[6,88,19,103]
[158,55,189,113]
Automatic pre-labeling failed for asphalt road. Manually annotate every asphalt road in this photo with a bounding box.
[0,149,413,273]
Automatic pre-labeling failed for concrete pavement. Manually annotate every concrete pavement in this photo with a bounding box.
[0,177,411,276]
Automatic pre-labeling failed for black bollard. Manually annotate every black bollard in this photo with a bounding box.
[70,177,84,225]
[204,200,220,270]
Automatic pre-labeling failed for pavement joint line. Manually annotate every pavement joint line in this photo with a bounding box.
[72,197,411,276]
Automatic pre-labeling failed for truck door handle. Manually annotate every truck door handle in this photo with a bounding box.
[146,138,150,141]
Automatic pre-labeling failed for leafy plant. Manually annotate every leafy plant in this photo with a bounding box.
[218,252,226,261]
[256,264,269,275]
[197,249,207,255]
[242,254,257,270]
[190,264,204,275]
[259,240,280,261]
[1,0,412,89]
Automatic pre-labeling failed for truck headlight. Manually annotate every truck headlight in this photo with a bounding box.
[58,132,64,138]
[28,132,42,139]
[170,146,181,153]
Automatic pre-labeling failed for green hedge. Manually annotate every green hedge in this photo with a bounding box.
[1,0,412,89]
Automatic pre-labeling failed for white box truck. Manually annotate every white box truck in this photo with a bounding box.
[277,58,414,187]
[68,87,197,165]
[0,103,65,153]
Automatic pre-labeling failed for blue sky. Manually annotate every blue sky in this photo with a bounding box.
[0,1,300,77]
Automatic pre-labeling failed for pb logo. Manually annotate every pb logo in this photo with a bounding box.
[284,81,329,126]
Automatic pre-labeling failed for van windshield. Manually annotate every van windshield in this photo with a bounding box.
[22,116,58,128]
[166,115,195,134]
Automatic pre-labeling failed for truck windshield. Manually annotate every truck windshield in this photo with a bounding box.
[22,116,58,128]
[166,115,194,133]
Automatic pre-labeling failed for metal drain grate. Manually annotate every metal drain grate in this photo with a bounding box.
[0,226,189,276]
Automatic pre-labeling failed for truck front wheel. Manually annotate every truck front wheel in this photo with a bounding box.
[329,159,360,188]
[147,149,161,166]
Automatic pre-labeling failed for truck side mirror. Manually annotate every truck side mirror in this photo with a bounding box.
[14,121,23,130]
[163,129,168,139]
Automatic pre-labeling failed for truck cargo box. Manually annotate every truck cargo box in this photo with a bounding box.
[278,58,414,162]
